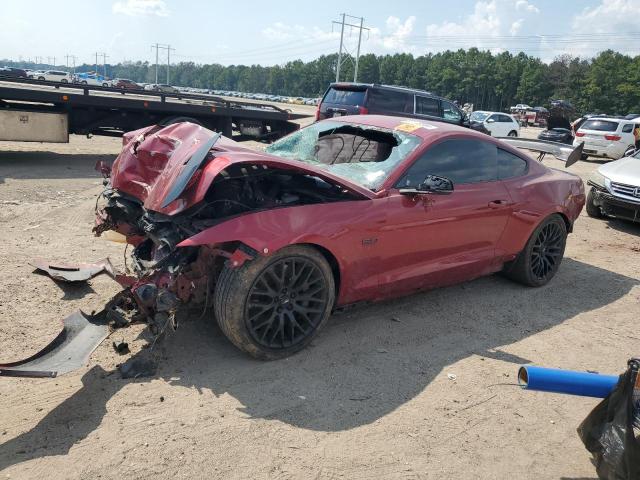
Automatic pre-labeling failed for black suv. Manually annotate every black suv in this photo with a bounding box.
[316,83,488,134]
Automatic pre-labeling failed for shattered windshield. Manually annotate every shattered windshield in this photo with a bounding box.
[265,121,422,190]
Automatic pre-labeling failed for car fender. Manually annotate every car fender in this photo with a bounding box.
[177,200,383,305]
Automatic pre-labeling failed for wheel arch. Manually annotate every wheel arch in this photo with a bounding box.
[295,242,342,299]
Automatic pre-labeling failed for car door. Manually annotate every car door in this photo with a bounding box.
[485,114,501,136]
[374,137,512,297]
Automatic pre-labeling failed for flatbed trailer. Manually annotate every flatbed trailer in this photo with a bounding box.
[0,76,306,142]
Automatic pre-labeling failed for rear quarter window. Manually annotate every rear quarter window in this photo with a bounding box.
[323,88,366,106]
[498,149,528,179]
[368,89,414,114]
[581,120,619,132]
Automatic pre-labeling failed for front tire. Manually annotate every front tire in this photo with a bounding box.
[503,215,567,287]
[214,245,335,360]
[586,188,603,218]
[508,130,518,137]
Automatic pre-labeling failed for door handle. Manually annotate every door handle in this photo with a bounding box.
[488,200,509,209]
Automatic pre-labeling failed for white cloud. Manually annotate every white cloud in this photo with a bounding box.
[516,0,539,13]
[112,0,169,17]
[424,0,546,57]
[510,19,523,35]
[379,16,417,50]
[570,0,640,57]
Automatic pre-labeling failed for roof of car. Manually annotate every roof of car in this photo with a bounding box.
[329,82,439,98]
[326,114,482,140]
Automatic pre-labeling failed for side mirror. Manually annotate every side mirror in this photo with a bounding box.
[487,118,495,123]
[399,175,454,195]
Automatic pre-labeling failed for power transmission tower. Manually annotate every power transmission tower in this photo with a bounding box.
[151,43,174,84]
[65,54,77,74]
[332,14,369,82]
[94,53,108,76]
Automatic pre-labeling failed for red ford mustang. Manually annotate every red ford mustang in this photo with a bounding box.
[89,115,585,360]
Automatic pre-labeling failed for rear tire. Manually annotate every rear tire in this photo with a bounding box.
[586,188,603,218]
[214,245,335,360]
[503,214,567,287]
[38,76,45,80]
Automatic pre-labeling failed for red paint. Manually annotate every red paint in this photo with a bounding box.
[110,118,585,307]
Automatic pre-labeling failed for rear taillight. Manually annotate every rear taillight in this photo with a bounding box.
[604,134,621,141]
[358,106,369,115]
[575,132,585,137]
[315,104,321,121]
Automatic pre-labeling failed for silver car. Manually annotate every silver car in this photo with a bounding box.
[587,149,640,223]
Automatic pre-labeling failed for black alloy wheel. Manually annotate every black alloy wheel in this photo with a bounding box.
[502,214,567,287]
[214,245,335,359]
[530,221,564,280]
[245,257,329,349]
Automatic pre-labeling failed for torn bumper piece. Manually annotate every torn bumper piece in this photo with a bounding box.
[0,310,110,378]
[30,258,115,283]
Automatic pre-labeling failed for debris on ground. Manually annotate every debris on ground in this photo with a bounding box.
[112,340,130,355]
[30,258,115,283]
[119,356,157,379]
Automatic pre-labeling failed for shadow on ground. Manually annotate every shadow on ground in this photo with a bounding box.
[1,258,637,470]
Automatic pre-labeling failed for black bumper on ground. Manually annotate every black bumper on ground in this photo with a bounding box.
[588,184,640,223]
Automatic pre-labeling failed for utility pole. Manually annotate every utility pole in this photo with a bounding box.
[101,53,109,77]
[151,43,174,84]
[65,54,77,74]
[332,14,369,83]
[335,13,345,82]
[95,52,99,73]
[166,45,175,84]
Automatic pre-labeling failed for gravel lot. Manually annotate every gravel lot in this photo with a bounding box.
[0,122,638,480]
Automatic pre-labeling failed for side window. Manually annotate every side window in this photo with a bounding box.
[442,100,462,122]
[498,149,528,180]
[622,123,633,133]
[415,96,440,116]
[369,89,413,113]
[498,114,513,123]
[396,139,497,187]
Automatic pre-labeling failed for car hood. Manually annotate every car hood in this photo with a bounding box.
[599,156,640,186]
[109,122,375,215]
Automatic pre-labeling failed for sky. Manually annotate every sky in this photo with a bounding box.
[1,0,639,67]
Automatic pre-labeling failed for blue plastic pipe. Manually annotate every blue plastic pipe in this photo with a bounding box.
[518,365,620,398]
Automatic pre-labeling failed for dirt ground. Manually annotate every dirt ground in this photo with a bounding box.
[0,124,638,480]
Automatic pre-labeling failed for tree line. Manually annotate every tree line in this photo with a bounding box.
[5,48,640,115]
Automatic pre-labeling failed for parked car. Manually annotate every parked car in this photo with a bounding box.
[586,148,640,223]
[75,73,112,87]
[469,111,520,137]
[37,70,73,83]
[27,69,46,79]
[538,128,574,145]
[92,116,585,359]
[145,83,178,93]
[0,67,28,78]
[574,117,640,160]
[114,78,141,90]
[317,83,487,135]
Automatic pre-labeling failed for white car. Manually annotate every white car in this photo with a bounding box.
[37,70,73,83]
[469,111,520,137]
[574,117,639,160]
[586,148,640,223]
